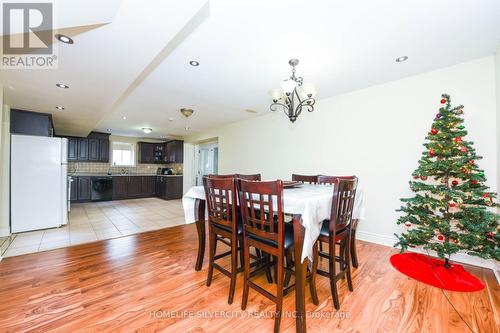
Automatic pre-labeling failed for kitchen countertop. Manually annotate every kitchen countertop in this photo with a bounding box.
[68,173,183,177]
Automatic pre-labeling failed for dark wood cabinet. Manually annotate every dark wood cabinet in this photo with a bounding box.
[77,138,89,160]
[156,176,183,200]
[10,109,54,137]
[112,177,128,200]
[70,177,78,201]
[143,176,156,197]
[127,176,143,198]
[68,138,78,161]
[88,139,99,161]
[138,142,155,164]
[99,139,109,162]
[77,177,91,200]
[165,140,184,163]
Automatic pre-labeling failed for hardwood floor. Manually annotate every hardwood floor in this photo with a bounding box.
[0,224,498,333]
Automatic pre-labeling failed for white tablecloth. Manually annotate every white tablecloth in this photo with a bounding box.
[182,184,365,262]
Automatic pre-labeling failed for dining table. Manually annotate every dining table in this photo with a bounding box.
[182,183,365,333]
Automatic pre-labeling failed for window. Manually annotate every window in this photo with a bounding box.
[112,142,135,166]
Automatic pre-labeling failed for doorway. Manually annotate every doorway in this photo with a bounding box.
[195,142,218,185]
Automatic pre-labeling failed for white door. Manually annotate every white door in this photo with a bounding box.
[11,135,63,232]
[195,142,218,185]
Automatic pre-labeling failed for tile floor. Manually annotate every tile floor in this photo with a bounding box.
[3,198,186,257]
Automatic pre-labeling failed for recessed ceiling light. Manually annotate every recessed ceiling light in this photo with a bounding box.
[395,56,408,63]
[159,135,167,139]
[189,60,199,66]
[168,117,174,122]
[184,126,191,131]
[245,109,257,114]
[122,116,127,120]
[56,83,69,89]
[105,128,112,132]
[56,106,65,110]
[142,127,152,134]
[55,34,74,44]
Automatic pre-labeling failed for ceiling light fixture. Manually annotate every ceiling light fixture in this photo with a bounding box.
[189,60,199,66]
[142,127,152,134]
[55,34,74,44]
[122,116,127,120]
[56,83,69,89]
[180,108,194,131]
[168,117,174,122]
[396,56,408,62]
[56,106,65,110]
[105,128,112,132]
[269,59,316,123]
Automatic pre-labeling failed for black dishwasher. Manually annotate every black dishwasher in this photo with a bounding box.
[91,177,113,201]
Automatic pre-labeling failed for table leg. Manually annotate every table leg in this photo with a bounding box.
[194,199,206,271]
[292,214,307,333]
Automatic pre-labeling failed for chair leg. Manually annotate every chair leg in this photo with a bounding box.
[309,242,319,305]
[284,250,292,287]
[329,239,340,310]
[350,228,359,268]
[239,238,245,269]
[339,240,346,280]
[241,237,251,310]
[345,234,354,292]
[273,255,278,284]
[274,255,284,333]
[228,237,238,304]
[206,226,216,287]
[264,252,273,284]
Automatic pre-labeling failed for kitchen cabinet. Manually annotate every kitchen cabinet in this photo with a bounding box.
[70,177,78,201]
[156,176,183,200]
[138,142,155,164]
[10,109,54,137]
[68,138,78,161]
[143,176,156,197]
[112,177,128,200]
[127,176,143,198]
[88,138,99,161]
[77,138,89,160]
[99,139,109,162]
[164,140,184,163]
[77,176,91,200]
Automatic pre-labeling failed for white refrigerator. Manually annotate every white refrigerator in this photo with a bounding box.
[11,134,68,233]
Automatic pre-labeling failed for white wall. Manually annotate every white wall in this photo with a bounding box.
[0,98,11,237]
[186,56,498,252]
[496,46,500,203]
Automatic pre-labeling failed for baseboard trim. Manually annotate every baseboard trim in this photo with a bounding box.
[356,230,500,284]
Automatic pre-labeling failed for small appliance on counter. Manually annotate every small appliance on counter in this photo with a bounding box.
[157,167,174,175]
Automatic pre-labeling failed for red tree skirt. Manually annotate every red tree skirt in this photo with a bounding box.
[390,253,485,292]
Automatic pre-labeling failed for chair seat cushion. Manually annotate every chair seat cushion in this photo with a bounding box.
[248,222,294,249]
[320,219,348,239]
[213,218,243,235]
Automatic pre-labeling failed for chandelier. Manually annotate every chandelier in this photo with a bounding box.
[269,59,316,123]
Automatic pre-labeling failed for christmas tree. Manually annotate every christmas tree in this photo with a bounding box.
[395,94,499,267]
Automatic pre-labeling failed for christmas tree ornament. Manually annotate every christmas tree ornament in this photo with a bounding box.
[421,176,428,181]
[440,98,446,104]
[413,175,419,180]
[404,222,412,228]
[395,93,499,278]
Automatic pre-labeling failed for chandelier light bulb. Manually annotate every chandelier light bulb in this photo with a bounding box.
[280,79,297,95]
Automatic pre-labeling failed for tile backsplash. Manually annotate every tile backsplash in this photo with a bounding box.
[68,162,183,175]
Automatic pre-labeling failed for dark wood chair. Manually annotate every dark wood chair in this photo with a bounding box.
[292,174,318,184]
[208,174,238,179]
[203,177,243,304]
[237,174,261,181]
[317,175,360,268]
[238,179,318,332]
[311,177,358,310]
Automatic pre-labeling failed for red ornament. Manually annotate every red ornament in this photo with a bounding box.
[420,176,428,181]
[487,232,495,238]
[428,149,436,157]
[440,99,446,104]
[451,180,459,186]
[470,180,478,186]
[469,160,475,166]
[454,137,462,143]
[448,201,457,208]
[404,222,412,228]
[460,146,468,153]
[437,234,445,241]
[431,128,438,135]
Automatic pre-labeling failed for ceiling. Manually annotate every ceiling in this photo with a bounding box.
[2,0,500,138]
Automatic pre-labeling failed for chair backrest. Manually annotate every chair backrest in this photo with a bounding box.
[238,174,261,181]
[238,179,284,248]
[203,176,238,232]
[292,174,318,184]
[208,174,238,179]
[318,175,356,185]
[328,177,358,234]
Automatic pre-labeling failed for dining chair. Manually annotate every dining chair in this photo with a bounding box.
[292,174,319,184]
[311,177,358,310]
[203,177,243,304]
[317,175,360,268]
[237,173,261,181]
[238,179,318,332]
[208,174,238,179]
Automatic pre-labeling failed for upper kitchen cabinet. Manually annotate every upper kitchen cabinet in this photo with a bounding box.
[10,109,55,137]
[67,132,110,162]
[138,142,155,164]
[165,140,184,163]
